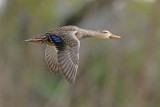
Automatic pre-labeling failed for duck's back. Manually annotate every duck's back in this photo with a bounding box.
[48,25,79,35]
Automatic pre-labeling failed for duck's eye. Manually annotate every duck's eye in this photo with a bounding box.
[103,31,109,33]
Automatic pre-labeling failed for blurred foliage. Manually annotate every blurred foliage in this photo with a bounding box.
[0,0,160,107]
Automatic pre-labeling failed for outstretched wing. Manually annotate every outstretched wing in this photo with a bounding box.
[47,32,80,83]
[58,43,79,84]
[45,46,60,74]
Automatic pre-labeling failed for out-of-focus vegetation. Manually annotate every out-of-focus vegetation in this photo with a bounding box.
[0,0,160,107]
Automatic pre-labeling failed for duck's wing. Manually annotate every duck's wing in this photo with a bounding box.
[45,46,60,74]
[47,31,80,83]
[58,42,80,84]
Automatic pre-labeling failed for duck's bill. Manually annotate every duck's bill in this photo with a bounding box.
[25,38,43,44]
[109,35,121,39]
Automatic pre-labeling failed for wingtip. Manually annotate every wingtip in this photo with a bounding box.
[70,79,76,85]
[62,72,76,84]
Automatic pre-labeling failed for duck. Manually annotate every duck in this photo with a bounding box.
[25,25,121,83]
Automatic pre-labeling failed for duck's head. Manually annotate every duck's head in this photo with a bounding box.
[97,30,121,39]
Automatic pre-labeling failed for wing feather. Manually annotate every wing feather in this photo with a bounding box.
[57,44,80,83]
[46,32,80,83]
[45,46,60,74]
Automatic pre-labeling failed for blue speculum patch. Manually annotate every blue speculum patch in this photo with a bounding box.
[50,35,62,43]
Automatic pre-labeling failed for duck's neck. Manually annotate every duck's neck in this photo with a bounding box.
[77,28,103,40]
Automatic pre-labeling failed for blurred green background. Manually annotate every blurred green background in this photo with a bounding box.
[0,0,160,107]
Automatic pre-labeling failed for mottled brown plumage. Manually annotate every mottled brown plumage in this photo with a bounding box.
[25,25,121,83]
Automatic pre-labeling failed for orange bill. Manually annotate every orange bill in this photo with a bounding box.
[110,35,121,39]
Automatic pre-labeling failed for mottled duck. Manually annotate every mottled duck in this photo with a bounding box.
[25,25,121,83]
